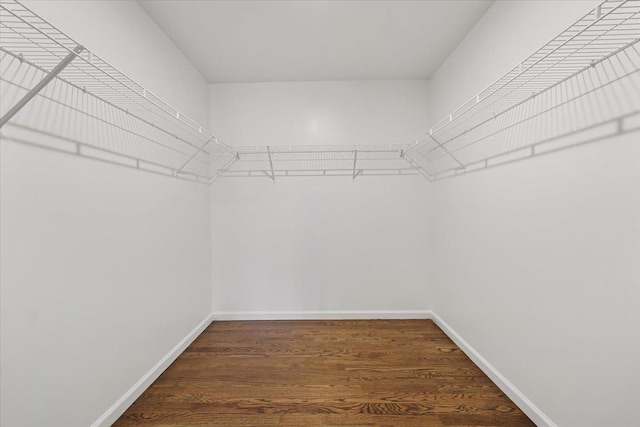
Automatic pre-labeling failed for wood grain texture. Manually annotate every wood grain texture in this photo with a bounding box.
[114,320,535,426]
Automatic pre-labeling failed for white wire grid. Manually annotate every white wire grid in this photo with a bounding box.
[217,145,421,181]
[1,0,639,183]
[404,0,640,179]
[0,0,236,181]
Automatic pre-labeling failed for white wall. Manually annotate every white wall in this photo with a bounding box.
[428,1,639,426]
[209,81,432,316]
[0,2,212,426]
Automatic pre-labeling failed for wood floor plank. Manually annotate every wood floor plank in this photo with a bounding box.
[114,320,534,426]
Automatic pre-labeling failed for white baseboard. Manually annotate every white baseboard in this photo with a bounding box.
[429,311,555,427]
[92,310,552,427]
[91,313,214,427]
[211,310,432,320]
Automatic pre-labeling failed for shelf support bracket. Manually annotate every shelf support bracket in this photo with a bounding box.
[0,45,84,128]
[427,134,467,171]
[210,155,239,184]
[177,136,215,173]
[352,147,358,180]
[400,150,433,181]
[267,146,275,181]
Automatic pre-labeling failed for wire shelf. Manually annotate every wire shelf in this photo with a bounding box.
[1,0,638,183]
[405,0,640,179]
[217,145,422,181]
[0,0,236,182]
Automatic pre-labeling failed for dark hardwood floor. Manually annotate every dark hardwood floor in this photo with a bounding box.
[114,319,535,426]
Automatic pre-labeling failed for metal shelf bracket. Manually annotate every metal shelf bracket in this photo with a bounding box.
[0,44,83,128]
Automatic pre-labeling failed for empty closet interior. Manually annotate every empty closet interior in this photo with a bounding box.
[1,0,638,426]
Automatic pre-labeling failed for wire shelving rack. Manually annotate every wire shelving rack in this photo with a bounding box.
[404,0,640,179]
[0,0,236,182]
[1,0,639,183]
[216,145,424,182]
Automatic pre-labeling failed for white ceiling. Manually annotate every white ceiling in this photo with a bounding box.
[138,0,494,84]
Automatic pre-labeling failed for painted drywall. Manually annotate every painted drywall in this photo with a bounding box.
[0,2,212,426]
[209,80,432,315]
[428,1,639,426]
